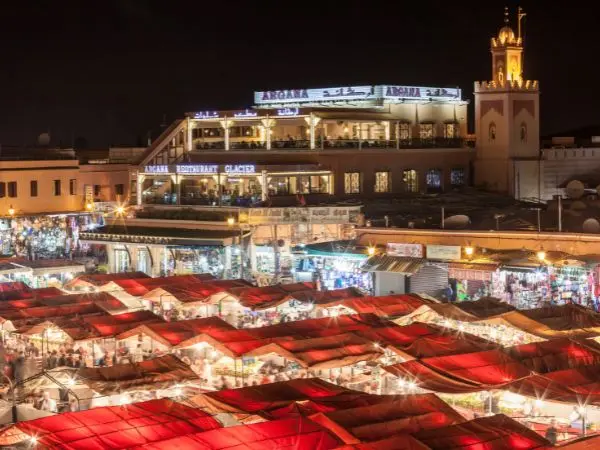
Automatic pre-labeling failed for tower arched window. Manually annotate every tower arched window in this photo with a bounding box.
[489,122,496,142]
[520,123,528,143]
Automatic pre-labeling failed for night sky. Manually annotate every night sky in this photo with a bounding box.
[0,1,596,147]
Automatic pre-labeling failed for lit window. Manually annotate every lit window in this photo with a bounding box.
[399,123,410,140]
[374,171,391,193]
[520,123,527,143]
[489,122,496,142]
[426,169,442,190]
[344,172,361,194]
[403,170,418,193]
[444,123,458,138]
[451,168,465,186]
[419,123,434,139]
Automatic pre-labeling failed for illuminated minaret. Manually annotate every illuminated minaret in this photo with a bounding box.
[474,6,540,198]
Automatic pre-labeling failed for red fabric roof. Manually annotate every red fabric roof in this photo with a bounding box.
[412,414,549,450]
[74,271,151,286]
[337,294,428,317]
[84,310,164,337]
[228,282,316,310]
[132,417,341,450]
[0,399,221,449]
[309,394,464,442]
[118,317,237,347]
[385,349,531,393]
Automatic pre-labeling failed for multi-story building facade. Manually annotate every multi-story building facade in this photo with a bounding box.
[135,84,472,206]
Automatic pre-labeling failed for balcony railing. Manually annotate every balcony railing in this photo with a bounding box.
[323,138,465,149]
[189,137,467,152]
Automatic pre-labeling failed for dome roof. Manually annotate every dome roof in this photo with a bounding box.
[498,26,515,43]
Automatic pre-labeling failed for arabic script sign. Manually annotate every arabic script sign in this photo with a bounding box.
[254,85,461,104]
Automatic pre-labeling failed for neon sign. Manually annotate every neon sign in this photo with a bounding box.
[276,108,300,116]
[176,164,218,174]
[225,164,255,174]
[144,165,169,174]
[193,111,220,119]
[233,109,258,118]
[254,85,462,104]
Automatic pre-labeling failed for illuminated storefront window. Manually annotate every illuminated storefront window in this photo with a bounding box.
[374,171,391,193]
[344,172,361,194]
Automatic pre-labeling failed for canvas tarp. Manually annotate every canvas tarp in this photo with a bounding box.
[0,399,221,448]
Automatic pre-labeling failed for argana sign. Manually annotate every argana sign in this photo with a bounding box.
[254,85,461,104]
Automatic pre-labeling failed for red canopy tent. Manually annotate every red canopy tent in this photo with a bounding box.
[131,417,341,450]
[411,414,550,450]
[0,399,221,449]
[385,349,531,393]
[117,316,237,348]
[226,282,316,310]
[84,310,164,338]
[309,394,464,443]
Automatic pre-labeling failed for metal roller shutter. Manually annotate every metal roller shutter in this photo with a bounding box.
[408,263,448,297]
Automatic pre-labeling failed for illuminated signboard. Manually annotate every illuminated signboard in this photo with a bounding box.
[224,164,255,174]
[255,86,375,104]
[145,164,257,175]
[382,85,461,100]
[193,111,220,119]
[144,165,169,174]
[276,107,300,116]
[176,164,218,174]
[233,109,258,118]
[254,85,462,104]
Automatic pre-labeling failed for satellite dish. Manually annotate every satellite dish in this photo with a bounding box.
[566,180,585,199]
[583,218,600,233]
[37,133,51,146]
[444,215,470,229]
[570,200,587,211]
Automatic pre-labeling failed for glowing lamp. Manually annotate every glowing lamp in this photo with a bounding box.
[536,250,546,262]
[8,205,14,217]
[464,246,474,257]
[227,217,235,226]
[115,206,125,216]
[85,202,93,211]
[367,246,376,256]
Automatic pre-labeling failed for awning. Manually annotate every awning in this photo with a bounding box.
[362,255,425,275]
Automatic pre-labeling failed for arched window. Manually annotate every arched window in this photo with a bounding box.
[489,122,496,142]
[520,123,527,143]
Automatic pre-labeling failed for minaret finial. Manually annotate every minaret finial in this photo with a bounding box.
[504,6,509,24]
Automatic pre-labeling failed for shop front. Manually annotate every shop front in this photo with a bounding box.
[294,241,372,293]
[0,214,102,259]
[139,163,334,207]
[80,225,241,278]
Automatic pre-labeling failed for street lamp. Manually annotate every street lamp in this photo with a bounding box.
[367,246,376,256]
[85,202,94,211]
[536,249,546,262]
[227,217,235,226]
[464,246,474,257]
[8,205,15,217]
[115,206,125,216]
